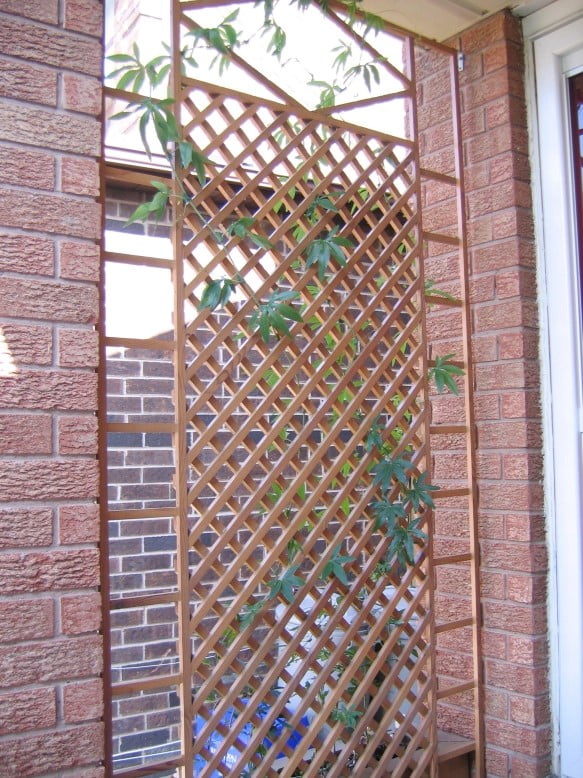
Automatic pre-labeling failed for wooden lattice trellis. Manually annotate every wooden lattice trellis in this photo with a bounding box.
[102,2,483,776]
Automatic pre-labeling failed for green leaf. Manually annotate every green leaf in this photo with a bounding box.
[198,278,238,311]
[249,290,303,343]
[238,601,265,630]
[405,471,439,511]
[320,545,355,586]
[371,498,406,532]
[371,456,412,492]
[429,353,465,395]
[266,564,305,603]
[364,416,384,453]
[304,228,352,280]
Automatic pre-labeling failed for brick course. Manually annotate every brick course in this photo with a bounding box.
[0,1,104,774]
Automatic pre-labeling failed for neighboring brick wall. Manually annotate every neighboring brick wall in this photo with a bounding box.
[0,1,105,776]
[417,11,550,777]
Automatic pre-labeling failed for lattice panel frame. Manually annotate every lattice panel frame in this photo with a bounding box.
[101,2,483,776]
[173,4,436,777]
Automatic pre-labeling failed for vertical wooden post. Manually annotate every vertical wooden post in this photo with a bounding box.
[406,35,439,778]
[171,2,193,775]
[449,51,485,778]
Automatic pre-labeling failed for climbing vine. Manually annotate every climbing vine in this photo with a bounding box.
[107,2,465,771]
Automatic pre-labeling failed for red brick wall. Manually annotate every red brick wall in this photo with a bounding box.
[417,10,550,776]
[0,1,105,776]
[458,13,550,777]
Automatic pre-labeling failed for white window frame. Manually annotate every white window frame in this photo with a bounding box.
[524,2,583,775]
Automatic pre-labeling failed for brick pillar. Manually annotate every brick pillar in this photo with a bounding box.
[457,12,550,777]
[0,1,105,776]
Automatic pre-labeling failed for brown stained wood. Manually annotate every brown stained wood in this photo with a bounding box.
[436,681,476,700]
[104,250,173,269]
[449,51,485,777]
[104,164,171,188]
[111,673,182,696]
[106,507,178,521]
[435,617,475,634]
[113,757,184,778]
[319,89,413,115]
[109,592,180,610]
[433,553,473,566]
[420,168,458,186]
[422,231,460,246]
[100,10,481,776]
[106,422,177,433]
[105,336,176,351]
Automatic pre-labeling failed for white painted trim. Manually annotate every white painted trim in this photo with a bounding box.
[524,7,583,777]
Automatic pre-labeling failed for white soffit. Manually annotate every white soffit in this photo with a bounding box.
[360,0,559,42]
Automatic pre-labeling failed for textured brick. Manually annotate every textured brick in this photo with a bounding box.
[61,593,102,635]
[0,549,99,594]
[0,687,57,734]
[58,415,98,455]
[58,504,100,544]
[508,754,552,778]
[0,413,52,454]
[59,241,100,282]
[0,370,97,410]
[62,71,102,116]
[485,659,547,696]
[0,635,102,688]
[507,635,548,666]
[0,324,53,366]
[63,678,103,723]
[0,0,59,24]
[0,188,100,239]
[0,103,100,155]
[3,722,104,777]
[483,600,546,634]
[0,144,55,189]
[0,232,54,275]
[0,598,54,643]
[60,328,97,371]
[61,155,100,196]
[0,506,53,549]
[482,541,547,573]
[0,276,98,322]
[509,694,550,727]
[480,482,543,512]
[64,0,104,37]
[0,16,101,76]
[485,717,550,757]
[0,459,98,501]
[0,56,57,105]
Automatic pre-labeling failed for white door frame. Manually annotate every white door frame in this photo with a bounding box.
[524,2,583,775]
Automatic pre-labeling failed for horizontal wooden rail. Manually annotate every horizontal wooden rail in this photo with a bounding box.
[422,230,460,246]
[434,552,473,566]
[110,591,180,610]
[107,422,177,434]
[113,756,184,777]
[105,336,176,351]
[420,168,458,186]
[429,424,468,435]
[111,673,182,697]
[104,250,173,269]
[432,487,471,499]
[435,617,475,634]
[106,507,178,521]
[437,680,476,700]
[425,294,463,308]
